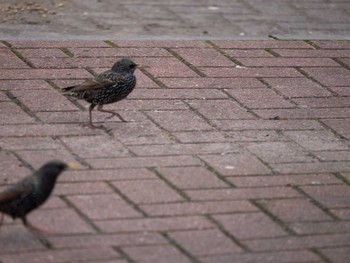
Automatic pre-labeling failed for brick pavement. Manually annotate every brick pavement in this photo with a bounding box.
[0,39,349,262]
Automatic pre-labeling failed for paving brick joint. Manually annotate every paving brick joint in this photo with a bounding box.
[0,39,350,263]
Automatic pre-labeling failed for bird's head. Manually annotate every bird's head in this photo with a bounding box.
[111,59,138,73]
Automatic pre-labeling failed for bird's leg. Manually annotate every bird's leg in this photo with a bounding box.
[87,104,103,129]
[22,217,51,235]
[0,213,4,229]
[97,105,127,122]
[22,217,53,248]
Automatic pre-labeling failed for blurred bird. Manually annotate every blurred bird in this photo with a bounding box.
[0,160,77,234]
[61,59,138,128]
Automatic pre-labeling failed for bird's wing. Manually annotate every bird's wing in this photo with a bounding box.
[61,78,116,93]
[0,175,36,206]
[0,187,26,205]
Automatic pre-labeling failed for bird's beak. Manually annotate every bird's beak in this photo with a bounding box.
[137,64,148,69]
[67,162,80,169]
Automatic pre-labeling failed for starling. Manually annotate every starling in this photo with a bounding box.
[0,160,77,234]
[61,58,138,128]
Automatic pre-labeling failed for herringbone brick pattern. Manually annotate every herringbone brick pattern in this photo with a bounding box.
[0,40,349,263]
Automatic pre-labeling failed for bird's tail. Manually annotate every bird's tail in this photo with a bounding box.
[60,86,87,101]
[60,86,82,101]
[60,86,76,94]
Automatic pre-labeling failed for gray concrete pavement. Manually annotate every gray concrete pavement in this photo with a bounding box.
[0,0,350,40]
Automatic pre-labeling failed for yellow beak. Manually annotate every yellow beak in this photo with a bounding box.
[137,64,148,69]
[67,162,81,169]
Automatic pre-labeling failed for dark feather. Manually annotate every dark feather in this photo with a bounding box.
[0,187,25,206]
[60,59,138,127]
[61,79,117,93]
[0,161,68,221]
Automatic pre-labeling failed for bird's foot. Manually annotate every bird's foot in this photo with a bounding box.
[89,124,105,129]
[26,222,53,236]
[106,113,127,122]
[27,224,54,248]
[97,107,127,122]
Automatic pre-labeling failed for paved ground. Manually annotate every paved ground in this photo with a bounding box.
[0,39,349,262]
[1,0,350,39]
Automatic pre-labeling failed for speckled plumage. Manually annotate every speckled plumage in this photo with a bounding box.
[0,161,69,233]
[61,59,138,128]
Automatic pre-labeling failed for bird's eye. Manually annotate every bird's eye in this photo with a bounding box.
[129,64,136,69]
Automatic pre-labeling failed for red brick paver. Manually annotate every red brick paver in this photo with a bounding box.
[0,39,349,263]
